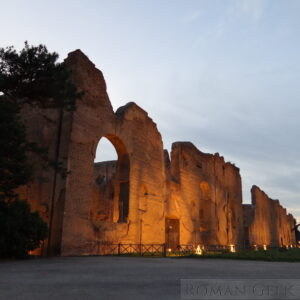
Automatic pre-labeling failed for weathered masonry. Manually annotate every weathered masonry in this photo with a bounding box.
[243,186,296,248]
[18,50,297,256]
[165,142,244,248]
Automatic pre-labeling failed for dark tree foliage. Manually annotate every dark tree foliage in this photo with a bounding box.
[0,199,48,258]
[0,98,32,198]
[0,41,82,111]
[0,42,81,257]
[0,42,82,177]
[0,97,48,258]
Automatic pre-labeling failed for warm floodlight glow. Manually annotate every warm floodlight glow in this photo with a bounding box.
[195,245,202,255]
[167,248,172,253]
[263,244,267,251]
[229,244,236,253]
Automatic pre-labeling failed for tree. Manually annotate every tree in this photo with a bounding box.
[0,94,48,258]
[0,41,82,180]
[0,98,32,199]
[0,41,82,111]
[0,199,48,258]
[0,42,82,257]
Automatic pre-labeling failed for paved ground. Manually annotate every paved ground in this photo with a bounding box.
[0,256,299,300]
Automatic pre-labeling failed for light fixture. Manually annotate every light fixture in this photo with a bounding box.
[195,245,202,255]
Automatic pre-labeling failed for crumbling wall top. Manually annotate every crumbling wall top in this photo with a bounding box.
[171,141,240,172]
[65,49,112,110]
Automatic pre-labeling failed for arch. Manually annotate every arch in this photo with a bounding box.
[93,134,130,223]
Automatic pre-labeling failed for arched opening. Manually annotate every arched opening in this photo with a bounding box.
[92,135,130,223]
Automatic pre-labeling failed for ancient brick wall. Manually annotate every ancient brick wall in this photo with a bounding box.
[19,104,73,255]
[166,142,244,248]
[19,50,166,256]
[242,204,255,247]
[91,161,116,222]
[246,186,296,247]
[59,51,166,255]
[19,49,297,256]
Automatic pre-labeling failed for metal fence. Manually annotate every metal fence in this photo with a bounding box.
[96,243,233,256]
[97,243,165,256]
[95,243,299,256]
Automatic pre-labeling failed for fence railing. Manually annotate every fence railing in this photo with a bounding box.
[97,243,165,256]
[95,243,299,256]
[96,243,234,256]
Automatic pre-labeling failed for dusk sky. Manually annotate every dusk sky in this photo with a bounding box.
[1,0,299,221]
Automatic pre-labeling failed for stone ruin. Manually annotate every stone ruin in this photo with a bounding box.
[243,186,296,248]
[18,50,297,256]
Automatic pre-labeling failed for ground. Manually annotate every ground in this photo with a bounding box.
[0,257,299,300]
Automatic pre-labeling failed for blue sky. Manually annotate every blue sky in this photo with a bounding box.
[1,0,299,220]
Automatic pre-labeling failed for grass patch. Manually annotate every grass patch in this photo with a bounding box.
[182,248,300,262]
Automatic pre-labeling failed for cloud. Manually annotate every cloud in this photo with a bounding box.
[229,0,265,21]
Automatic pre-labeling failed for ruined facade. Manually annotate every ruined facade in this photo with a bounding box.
[243,186,296,248]
[165,142,244,248]
[19,50,297,256]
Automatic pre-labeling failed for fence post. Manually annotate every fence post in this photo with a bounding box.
[163,243,166,257]
[118,243,121,256]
